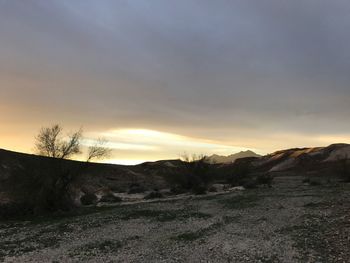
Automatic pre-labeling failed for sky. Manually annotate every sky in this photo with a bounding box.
[1,0,350,164]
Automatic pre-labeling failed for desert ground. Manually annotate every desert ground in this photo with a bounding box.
[1,175,349,263]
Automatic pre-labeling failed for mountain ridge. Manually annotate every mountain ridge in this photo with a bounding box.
[206,150,261,164]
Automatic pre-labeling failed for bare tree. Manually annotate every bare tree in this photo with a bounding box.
[35,124,82,159]
[180,153,206,163]
[87,138,112,162]
[17,124,113,213]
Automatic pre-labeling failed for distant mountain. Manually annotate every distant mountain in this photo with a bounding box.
[206,150,261,164]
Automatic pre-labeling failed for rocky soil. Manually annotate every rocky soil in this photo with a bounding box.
[0,175,349,263]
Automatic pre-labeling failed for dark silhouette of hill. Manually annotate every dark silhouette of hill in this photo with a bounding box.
[1,143,349,212]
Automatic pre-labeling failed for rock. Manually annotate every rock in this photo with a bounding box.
[228,186,245,191]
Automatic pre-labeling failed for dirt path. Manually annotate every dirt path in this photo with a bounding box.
[1,176,349,262]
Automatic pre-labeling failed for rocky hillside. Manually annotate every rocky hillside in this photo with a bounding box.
[249,143,350,174]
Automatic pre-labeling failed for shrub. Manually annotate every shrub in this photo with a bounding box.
[192,185,207,195]
[242,180,258,189]
[227,162,252,186]
[256,173,273,187]
[309,180,322,186]
[128,184,146,194]
[337,158,350,182]
[164,154,214,194]
[208,186,218,192]
[144,191,164,200]
[80,193,98,205]
[170,186,187,195]
[99,193,122,203]
[6,157,79,213]
[302,178,310,184]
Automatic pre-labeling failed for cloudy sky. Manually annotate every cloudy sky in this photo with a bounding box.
[1,0,350,164]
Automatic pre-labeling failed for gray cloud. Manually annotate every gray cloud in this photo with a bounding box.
[1,0,350,157]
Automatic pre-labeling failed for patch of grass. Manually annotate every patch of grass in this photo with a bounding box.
[69,239,123,258]
[84,239,123,252]
[69,235,141,258]
[257,216,268,222]
[278,214,331,262]
[119,209,212,222]
[303,202,325,208]
[302,178,310,184]
[0,210,121,260]
[261,192,321,198]
[219,194,260,209]
[195,192,231,201]
[173,231,204,241]
[0,234,59,260]
[309,180,322,186]
[35,222,75,235]
[254,254,279,263]
[222,215,241,224]
[171,215,239,242]
[172,221,223,242]
[120,209,175,221]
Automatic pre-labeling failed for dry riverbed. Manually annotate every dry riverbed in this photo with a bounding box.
[0,176,349,263]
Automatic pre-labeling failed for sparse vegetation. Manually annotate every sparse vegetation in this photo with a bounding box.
[219,194,260,209]
[309,179,322,186]
[337,157,350,182]
[302,178,310,184]
[1,175,350,262]
[165,153,214,194]
[144,191,164,199]
[2,124,111,217]
[172,222,223,242]
[128,183,146,194]
[69,239,123,258]
[5,157,79,215]
[256,173,273,187]
[302,177,323,186]
[117,208,211,222]
[208,185,218,192]
[80,193,98,206]
[99,193,122,203]
[226,161,252,187]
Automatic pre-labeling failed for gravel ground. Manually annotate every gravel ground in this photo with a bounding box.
[0,176,349,263]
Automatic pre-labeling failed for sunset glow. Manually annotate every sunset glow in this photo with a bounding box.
[83,128,257,164]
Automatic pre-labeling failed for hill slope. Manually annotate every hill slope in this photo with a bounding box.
[1,143,349,204]
[0,149,181,202]
[251,143,350,174]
